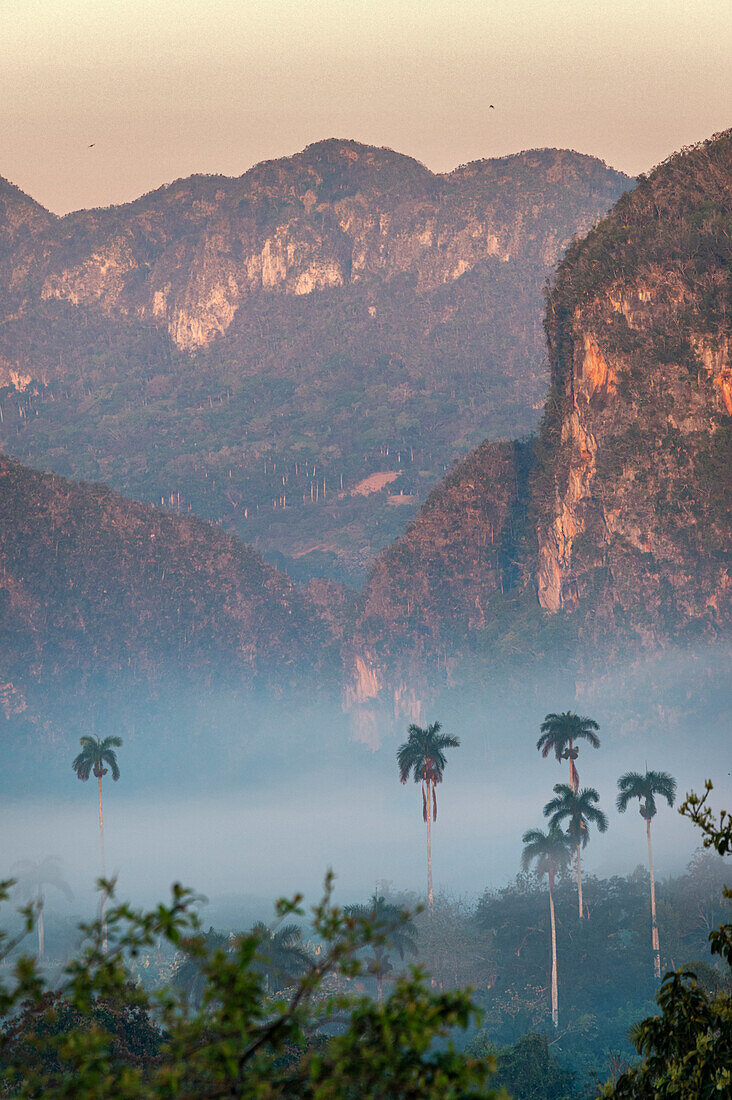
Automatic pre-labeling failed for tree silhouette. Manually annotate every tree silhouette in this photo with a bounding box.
[397,722,460,913]
[521,825,572,1028]
[173,922,311,1006]
[537,712,600,792]
[172,927,230,1008]
[72,735,122,948]
[11,856,73,959]
[250,922,312,994]
[617,769,677,979]
[543,784,608,918]
[345,893,418,1002]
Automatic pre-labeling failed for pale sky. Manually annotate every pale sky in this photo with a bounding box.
[2,0,730,215]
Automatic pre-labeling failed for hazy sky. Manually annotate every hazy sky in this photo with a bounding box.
[2,0,730,214]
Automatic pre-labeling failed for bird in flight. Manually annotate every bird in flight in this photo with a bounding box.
[88,143,95,148]
[489,105,495,109]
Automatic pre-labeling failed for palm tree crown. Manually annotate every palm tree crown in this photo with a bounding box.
[345,893,418,962]
[617,770,676,820]
[397,722,460,794]
[72,735,122,782]
[543,784,608,845]
[521,826,573,881]
[12,856,73,903]
[537,712,600,791]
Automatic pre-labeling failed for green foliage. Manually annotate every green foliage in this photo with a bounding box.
[72,736,123,783]
[597,970,731,1098]
[0,875,498,1098]
[397,722,461,788]
[467,1033,576,1100]
[543,786,608,849]
[616,771,676,821]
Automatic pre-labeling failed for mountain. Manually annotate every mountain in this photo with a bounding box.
[346,130,731,736]
[0,141,631,581]
[0,453,336,740]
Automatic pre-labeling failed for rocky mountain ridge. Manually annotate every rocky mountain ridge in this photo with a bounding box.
[0,140,631,580]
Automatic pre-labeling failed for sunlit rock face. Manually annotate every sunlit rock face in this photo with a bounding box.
[0,141,632,576]
[0,139,630,358]
[536,131,731,639]
[345,130,731,717]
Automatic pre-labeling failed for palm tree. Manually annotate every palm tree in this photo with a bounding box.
[397,722,460,913]
[345,893,418,1002]
[537,712,600,792]
[543,784,608,918]
[617,769,676,979]
[250,922,312,994]
[172,927,230,1008]
[521,825,572,1028]
[72,735,122,948]
[72,735,122,872]
[11,856,73,959]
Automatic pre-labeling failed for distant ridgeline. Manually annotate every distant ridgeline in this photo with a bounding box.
[0,132,730,751]
[0,141,630,582]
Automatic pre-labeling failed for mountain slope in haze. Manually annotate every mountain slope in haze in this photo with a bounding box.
[0,141,631,581]
[0,453,337,735]
[347,131,731,732]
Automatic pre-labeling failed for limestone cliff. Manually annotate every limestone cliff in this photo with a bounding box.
[347,130,731,716]
[535,130,731,643]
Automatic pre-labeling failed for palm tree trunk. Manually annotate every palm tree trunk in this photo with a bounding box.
[98,773,108,952]
[37,906,44,960]
[647,818,660,979]
[426,779,433,914]
[98,774,106,872]
[576,844,583,918]
[549,871,558,1028]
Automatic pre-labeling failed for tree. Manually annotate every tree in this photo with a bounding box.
[250,921,312,994]
[521,825,572,1027]
[599,781,732,1097]
[543,784,608,918]
[0,874,499,1098]
[171,926,231,1008]
[397,722,460,913]
[536,712,600,792]
[617,770,677,979]
[345,893,418,1003]
[11,857,73,960]
[72,735,122,949]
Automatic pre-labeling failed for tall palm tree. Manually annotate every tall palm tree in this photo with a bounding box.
[543,784,608,918]
[397,722,460,913]
[11,856,73,959]
[172,927,230,1008]
[617,769,677,979]
[537,712,600,792]
[250,922,312,994]
[72,734,122,949]
[345,893,418,1002]
[521,825,572,1028]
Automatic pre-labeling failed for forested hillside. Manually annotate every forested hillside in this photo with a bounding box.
[0,455,336,740]
[0,141,630,580]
